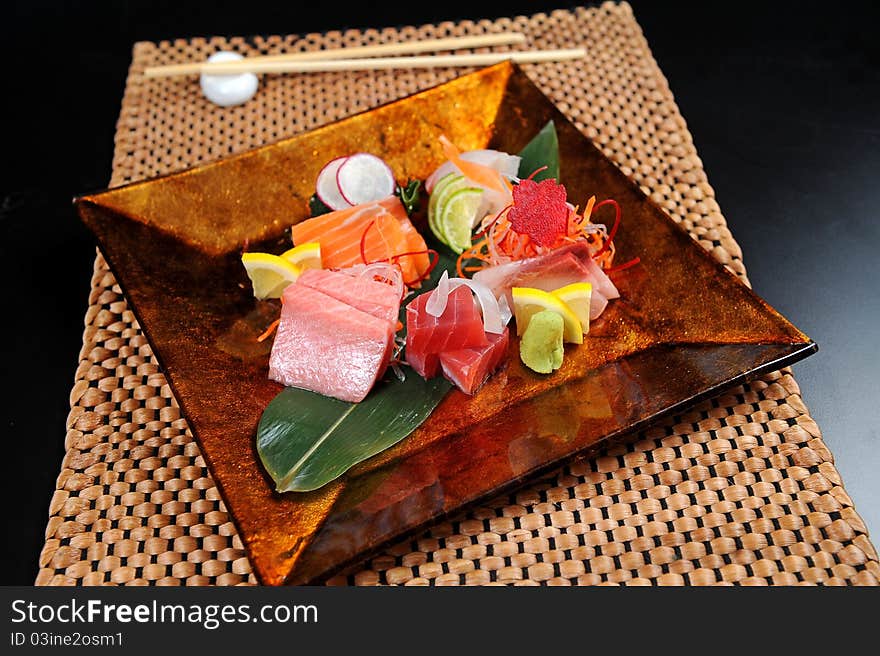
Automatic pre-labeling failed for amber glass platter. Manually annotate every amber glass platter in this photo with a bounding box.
[76,62,815,585]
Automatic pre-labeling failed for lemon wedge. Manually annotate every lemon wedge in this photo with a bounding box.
[511,287,583,344]
[551,282,592,335]
[281,242,322,270]
[241,252,302,299]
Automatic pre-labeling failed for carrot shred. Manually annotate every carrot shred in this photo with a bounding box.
[582,195,596,223]
[439,135,507,193]
[256,318,281,343]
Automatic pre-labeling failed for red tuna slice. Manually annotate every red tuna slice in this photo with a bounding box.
[406,285,489,359]
[439,327,510,395]
[269,285,394,403]
[297,268,400,326]
[405,348,440,379]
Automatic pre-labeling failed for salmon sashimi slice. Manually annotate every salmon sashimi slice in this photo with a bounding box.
[406,286,488,360]
[319,210,407,272]
[296,268,401,326]
[398,218,430,283]
[290,195,404,244]
[291,195,429,283]
[439,327,510,395]
[269,285,394,403]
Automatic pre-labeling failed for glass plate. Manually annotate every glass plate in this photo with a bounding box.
[76,62,816,585]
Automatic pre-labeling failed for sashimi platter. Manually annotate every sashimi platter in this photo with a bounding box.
[247,121,635,493]
[77,63,814,583]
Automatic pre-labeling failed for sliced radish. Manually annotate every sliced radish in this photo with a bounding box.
[316,156,351,210]
[336,153,396,206]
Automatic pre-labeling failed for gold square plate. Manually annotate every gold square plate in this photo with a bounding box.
[75,62,815,584]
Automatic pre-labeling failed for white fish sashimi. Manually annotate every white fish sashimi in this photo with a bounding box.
[588,289,609,321]
[472,242,620,321]
[581,253,620,301]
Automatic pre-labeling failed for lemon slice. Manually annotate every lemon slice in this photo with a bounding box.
[552,282,592,335]
[281,242,322,270]
[437,187,483,254]
[241,252,302,299]
[511,287,583,344]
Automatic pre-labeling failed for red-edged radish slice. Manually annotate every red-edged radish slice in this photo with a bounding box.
[316,156,351,210]
[336,153,396,206]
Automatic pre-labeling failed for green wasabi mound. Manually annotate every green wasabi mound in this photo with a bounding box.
[519,310,565,374]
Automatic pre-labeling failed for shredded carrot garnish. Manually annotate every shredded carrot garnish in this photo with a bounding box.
[473,204,511,239]
[582,195,596,223]
[256,318,281,343]
[439,135,508,193]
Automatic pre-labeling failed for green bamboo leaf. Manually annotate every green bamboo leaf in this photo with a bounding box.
[257,374,451,492]
[517,120,559,182]
[257,247,456,493]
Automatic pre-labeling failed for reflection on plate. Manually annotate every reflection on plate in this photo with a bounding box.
[76,62,815,585]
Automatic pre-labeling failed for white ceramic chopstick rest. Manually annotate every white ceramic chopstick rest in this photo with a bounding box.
[200,52,259,107]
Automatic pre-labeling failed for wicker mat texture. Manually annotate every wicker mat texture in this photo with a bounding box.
[37,2,879,586]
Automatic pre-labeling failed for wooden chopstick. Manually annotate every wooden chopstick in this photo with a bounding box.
[145,48,586,78]
[144,33,529,78]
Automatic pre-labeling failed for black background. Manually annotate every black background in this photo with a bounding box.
[1,1,878,585]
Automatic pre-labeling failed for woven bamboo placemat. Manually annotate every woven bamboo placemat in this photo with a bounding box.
[37,2,879,586]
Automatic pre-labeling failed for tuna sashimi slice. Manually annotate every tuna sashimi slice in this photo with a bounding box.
[406,348,440,379]
[269,285,394,403]
[296,268,400,326]
[406,286,488,357]
[439,328,510,395]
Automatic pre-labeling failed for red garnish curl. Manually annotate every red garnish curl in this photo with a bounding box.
[508,178,569,247]
[606,256,640,275]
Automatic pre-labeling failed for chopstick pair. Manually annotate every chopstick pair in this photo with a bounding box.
[143,32,585,78]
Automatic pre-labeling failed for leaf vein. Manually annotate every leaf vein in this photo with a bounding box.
[277,402,357,491]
